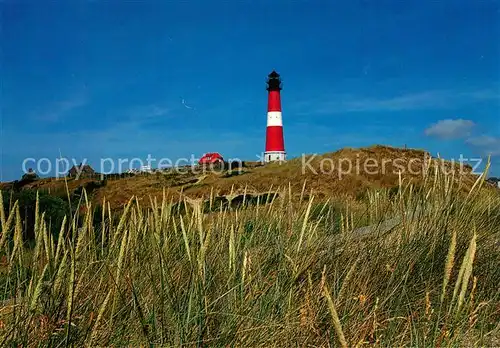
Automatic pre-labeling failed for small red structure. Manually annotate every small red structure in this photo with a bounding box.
[199,152,224,165]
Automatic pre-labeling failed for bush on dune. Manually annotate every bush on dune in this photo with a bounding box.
[1,190,69,241]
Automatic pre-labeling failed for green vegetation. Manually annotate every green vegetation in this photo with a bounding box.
[1,190,70,241]
[0,166,499,346]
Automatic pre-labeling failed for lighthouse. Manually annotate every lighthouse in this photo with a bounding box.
[264,70,286,163]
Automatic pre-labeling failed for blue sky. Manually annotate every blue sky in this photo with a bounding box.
[1,0,499,180]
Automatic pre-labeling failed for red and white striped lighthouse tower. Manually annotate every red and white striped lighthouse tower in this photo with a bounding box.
[264,70,286,162]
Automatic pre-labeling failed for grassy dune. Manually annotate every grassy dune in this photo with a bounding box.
[0,166,499,346]
[1,145,483,210]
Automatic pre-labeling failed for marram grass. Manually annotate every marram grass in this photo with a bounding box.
[0,172,499,347]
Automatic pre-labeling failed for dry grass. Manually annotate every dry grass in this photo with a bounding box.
[0,156,499,346]
[2,145,488,211]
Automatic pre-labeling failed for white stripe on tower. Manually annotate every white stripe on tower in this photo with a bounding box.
[267,111,283,127]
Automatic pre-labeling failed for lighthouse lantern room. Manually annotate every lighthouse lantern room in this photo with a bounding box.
[264,70,286,163]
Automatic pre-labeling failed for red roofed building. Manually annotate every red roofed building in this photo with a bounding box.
[199,152,224,165]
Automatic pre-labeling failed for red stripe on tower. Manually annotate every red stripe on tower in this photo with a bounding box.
[264,70,286,162]
[267,90,281,112]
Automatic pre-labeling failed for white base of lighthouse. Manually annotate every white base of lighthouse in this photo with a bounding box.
[264,151,286,163]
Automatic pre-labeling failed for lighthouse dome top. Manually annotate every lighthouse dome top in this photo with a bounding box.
[266,70,282,91]
[268,70,280,78]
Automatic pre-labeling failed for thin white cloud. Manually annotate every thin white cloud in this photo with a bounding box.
[341,90,453,112]
[466,135,500,156]
[424,119,475,139]
[149,105,170,117]
[39,95,87,122]
[293,88,499,115]
[118,104,171,130]
[128,104,170,120]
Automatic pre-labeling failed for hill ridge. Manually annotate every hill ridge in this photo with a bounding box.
[1,145,494,209]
